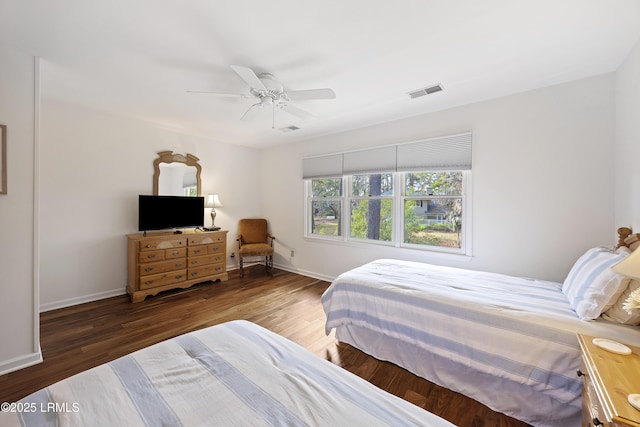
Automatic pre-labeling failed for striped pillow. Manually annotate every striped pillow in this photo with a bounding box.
[562,246,630,320]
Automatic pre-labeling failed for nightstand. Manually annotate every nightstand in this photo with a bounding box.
[577,334,640,427]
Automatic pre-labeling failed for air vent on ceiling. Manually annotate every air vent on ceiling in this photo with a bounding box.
[407,84,444,99]
[279,125,301,133]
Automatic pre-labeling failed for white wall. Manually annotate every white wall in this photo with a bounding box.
[615,37,640,231]
[263,74,616,283]
[38,100,263,310]
[0,48,40,374]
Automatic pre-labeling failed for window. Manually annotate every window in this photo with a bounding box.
[349,173,393,242]
[303,133,472,254]
[305,170,469,253]
[403,172,463,249]
[308,178,343,237]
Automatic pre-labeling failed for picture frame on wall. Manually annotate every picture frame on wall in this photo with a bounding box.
[0,124,6,195]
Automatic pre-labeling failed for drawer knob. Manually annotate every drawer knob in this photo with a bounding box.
[576,369,584,377]
[592,417,603,426]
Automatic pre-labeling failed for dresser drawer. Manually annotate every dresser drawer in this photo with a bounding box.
[139,258,186,277]
[188,233,225,246]
[581,357,605,426]
[139,237,187,251]
[165,247,187,259]
[188,262,225,279]
[139,269,187,289]
[208,243,224,254]
[139,250,165,263]
[188,253,221,267]
[187,246,209,257]
[188,243,224,256]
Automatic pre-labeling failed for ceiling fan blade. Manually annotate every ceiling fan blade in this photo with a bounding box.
[286,88,336,101]
[230,65,267,91]
[281,103,316,121]
[186,91,249,99]
[240,103,262,121]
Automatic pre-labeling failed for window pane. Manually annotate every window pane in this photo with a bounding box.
[404,198,462,248]
[350,199,393,241]
[311,178,342,197]
[311,200,341,236]
[404,172,462,196]
[352,173,393,197]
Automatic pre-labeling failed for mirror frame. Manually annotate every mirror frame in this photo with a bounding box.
[152,151,202,196]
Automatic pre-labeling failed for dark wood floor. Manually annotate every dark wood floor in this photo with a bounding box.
[0,266,529,427]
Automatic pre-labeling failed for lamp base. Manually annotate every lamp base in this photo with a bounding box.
[204,227,221,231]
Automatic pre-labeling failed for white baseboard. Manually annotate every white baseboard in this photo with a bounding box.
[273,263,335,283]
[0,349,42,376]
[40,288,127,312]
[39,266,333,313]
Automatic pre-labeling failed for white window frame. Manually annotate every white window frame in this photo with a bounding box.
[305,178,344,241]
[304,170,472,255]
[346,173,395,246]
[399,170,471,255]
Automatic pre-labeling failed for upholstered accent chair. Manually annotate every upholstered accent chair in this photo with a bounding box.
[237,218,275,278]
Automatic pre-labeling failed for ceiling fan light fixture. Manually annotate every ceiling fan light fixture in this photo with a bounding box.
[258,73,283,93]
[189,65,335,126]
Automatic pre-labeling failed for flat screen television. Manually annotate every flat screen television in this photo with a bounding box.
[138,195,204,232]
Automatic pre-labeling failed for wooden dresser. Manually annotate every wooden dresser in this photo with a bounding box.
[577,334,640,427]
[127,230,228,302]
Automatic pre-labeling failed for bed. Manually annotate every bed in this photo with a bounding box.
[321,230,640,427]
[0,320,454,427]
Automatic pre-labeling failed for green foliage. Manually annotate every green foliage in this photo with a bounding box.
[312,178,342,197]
[350,199,392,241]
[405,172,462,196]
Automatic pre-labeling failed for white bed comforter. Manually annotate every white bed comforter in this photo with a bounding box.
[321,259,640,424]
[2,320,454,427]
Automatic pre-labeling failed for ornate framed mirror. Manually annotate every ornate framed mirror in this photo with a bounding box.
[152,151,202,196]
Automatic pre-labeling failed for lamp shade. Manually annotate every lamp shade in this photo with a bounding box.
[612,248,640,280]
[206,193,223,208]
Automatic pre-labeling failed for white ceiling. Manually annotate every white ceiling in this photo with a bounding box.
[1,0,639,148]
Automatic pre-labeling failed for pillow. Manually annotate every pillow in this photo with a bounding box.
[601,279,640,325]
[624,233,640,251]
[601,246,635,312]
[562,246,630,320]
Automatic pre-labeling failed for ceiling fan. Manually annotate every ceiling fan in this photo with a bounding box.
[188,65,336,128]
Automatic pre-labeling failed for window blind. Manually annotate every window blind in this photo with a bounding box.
[343,145,397,175]
[302,132,471,178]
[397,133,472,171]
[302,154,343,179]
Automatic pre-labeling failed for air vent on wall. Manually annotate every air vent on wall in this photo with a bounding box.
[407,84,444,99]
[279,125,301,133]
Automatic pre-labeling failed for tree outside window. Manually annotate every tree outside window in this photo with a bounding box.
[403,172,463,248]
[309,178,342,236]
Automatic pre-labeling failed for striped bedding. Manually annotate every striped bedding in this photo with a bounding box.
[1,320,454,427]
[321,259,640,427]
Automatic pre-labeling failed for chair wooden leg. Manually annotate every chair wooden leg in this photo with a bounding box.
[240,257,244,278]
[266,255,273,276]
